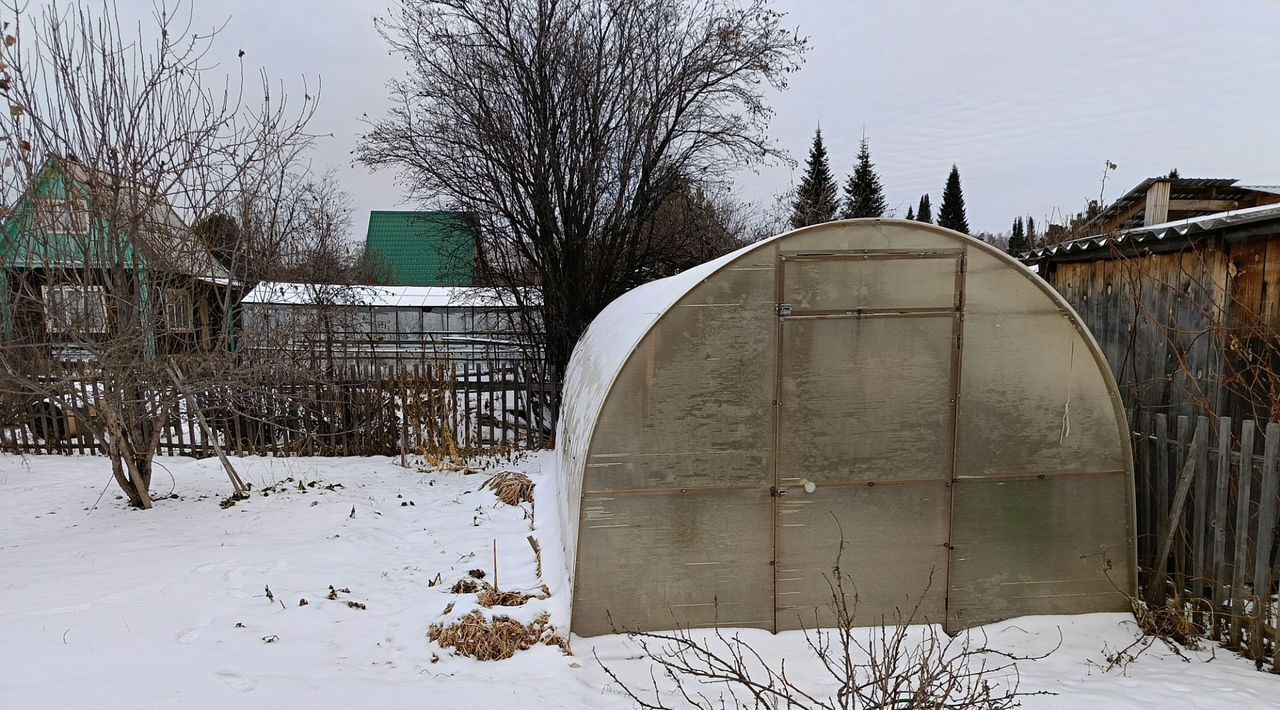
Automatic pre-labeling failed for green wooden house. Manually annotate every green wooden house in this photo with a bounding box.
[363,210,478,287]
[0,157,233,362]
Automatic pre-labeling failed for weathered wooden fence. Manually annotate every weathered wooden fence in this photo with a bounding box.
[1134,411,1280,668]
[0,359,558,458]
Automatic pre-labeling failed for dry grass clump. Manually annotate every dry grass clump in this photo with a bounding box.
[483,471,533,506]
[429,611,566,661]
[478,587,533,608]
[451,578,482,594]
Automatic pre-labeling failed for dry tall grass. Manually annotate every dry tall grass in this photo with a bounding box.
[429,611,566,661]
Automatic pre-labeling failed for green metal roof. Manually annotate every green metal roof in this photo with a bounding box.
[364,211,476,286]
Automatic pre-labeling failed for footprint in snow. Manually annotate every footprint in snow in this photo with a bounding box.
[216,670,257,692]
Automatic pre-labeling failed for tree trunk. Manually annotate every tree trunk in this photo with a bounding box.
[110,444,153,509]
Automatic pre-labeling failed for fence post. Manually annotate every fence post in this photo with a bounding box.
[1146,417,1206,604]
[1249,423,1279,662]
[1137,411,1153,570]
[1191,415,1210,617]
[1153,414,1170,603]
[1230,422,1256,649]
[1174,415,1190,597]
[1211,416,1232,640]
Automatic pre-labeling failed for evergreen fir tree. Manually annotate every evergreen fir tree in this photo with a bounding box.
[840,137,887,218]
[916,194,932,224]
[1026,215,1037,247]
[937,164,970,234]
[789,127,839,229]
[1007,216,1027,254]
[905,205,914,220]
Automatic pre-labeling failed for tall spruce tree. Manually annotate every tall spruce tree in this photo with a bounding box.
[938,164,969,234]
[1008,216,1027,254]
[905,205,914,220]
[1026,215,1037,247]
[840,137,887,218]
[916,194,932,223]
[790,127,839,229]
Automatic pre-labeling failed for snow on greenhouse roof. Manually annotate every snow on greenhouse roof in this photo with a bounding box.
[559,236,764,432]
[240,282,531,308]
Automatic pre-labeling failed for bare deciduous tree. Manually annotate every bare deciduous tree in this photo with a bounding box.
[0,0,315,508]
[358,0,808,385]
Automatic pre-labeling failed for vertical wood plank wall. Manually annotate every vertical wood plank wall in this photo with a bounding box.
[1043,232,1280,423]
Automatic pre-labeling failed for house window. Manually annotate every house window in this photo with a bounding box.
[43,284,107,333]
[36,199,90,234]
[164,288,194,332]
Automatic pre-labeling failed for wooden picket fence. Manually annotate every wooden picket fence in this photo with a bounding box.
[0,359,558,459]
[1133,411,1280,668]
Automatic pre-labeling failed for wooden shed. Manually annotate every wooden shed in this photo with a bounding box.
[1028,193,1280,424]
[557,219,1135,637]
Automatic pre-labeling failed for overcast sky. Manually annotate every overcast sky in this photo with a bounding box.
[131,0,1280,237]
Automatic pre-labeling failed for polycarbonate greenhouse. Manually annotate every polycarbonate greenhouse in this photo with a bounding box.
[556,219,1136,637]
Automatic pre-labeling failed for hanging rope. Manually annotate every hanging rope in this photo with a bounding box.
[1060,331,1075,444]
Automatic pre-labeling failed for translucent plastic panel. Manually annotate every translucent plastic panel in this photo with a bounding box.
[946,473,1134,630]
[782,256,959,312]
[586,254,777,492]
[963,248,1064,317]
[775,481,949,630]
[573,489,774,636]
[955,310,1125,477]
[779,316,955,483]
[782,221,959,252]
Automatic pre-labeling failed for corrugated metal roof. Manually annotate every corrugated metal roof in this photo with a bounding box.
[241,282,529,308]
[1028,202,1280,261]
[1237,185,1280,195]
[364,211,476,286]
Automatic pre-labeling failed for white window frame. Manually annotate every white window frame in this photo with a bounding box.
[36,198,90,234]
[164,288,194,332]
[42,284,108,333]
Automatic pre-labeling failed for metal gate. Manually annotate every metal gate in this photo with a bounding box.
[771,248,966,631]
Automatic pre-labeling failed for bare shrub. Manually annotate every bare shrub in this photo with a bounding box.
[600,535,1056,709]
[0,0,317,508]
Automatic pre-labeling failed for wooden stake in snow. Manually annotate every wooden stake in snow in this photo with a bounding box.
[492,538,499,592]
[167,363,246,497]
[527,535,542,579]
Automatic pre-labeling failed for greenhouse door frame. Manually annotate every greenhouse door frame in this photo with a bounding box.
[770,247,968,632]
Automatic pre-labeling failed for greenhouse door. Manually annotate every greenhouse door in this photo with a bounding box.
[772,248,966,631]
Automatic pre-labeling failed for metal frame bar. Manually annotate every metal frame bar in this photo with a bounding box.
[780,248,964,261]
[583,466,1133,499]
[769,245,786,632]
[953,469,1127,483]
[582,483,767,497]
[943,250,967,631]
[782,307,955,320]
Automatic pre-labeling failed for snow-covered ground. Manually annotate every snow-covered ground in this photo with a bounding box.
[0,453,1275,709]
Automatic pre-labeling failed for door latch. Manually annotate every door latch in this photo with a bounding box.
[776,303,792,317]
